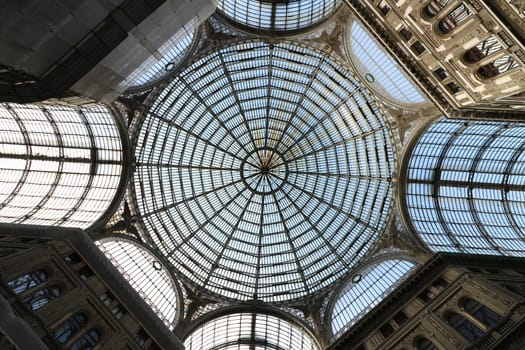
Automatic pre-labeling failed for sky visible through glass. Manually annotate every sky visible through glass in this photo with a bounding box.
[0,103,122,228]
[349,21,426,104]
[217,0,341,32]
[96,238,179,330]
[407,118,525,256]
[184,312,319,349]
[134,40,395,303]
[330,259,416,337]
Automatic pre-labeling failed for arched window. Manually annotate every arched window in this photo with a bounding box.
[462,298,502,328]
[349,21,426,104]
[463,37,503,64]
[69,329,100,350]
[438,4,473,34]
[54,313,88,344]
[415,337,438,350]
[446,311,485,343]
[7,271,47,294]
[478,54,519,79]
[423,0,451,18]
[23,285,61,311]
[330,260,416,337]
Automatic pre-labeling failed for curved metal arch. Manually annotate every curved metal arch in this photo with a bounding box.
[464,123,510,255]
[0,102,126,229]
[403,117,525,255]
[503,139,525,241]
[399,117,464,252]
[430,120,481,252]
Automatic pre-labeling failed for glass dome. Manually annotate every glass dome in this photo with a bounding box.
[134,40,395,303]
[216,0,342,33]
[96,237,181,329]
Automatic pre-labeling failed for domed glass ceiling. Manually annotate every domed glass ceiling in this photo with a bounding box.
[216,0,341,33]
[134,40,395,303]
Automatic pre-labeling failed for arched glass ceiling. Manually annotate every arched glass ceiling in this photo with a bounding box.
[216,0,341,33]
[184,312,319,350]
[96,238,180,330]
[348,21,426,105]
[123,18,199,90]
[0,103,123,229]
[330,259,416,338]
[405,118,525,256]
[134,40,395,303]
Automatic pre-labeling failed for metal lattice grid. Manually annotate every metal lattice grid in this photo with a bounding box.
[133,40,395,303]
[184,312,319,350]
[96,237,181,330]
[0,103,123,229]
[329,259,416,338]
[405,118,525,256]
[216,0,341,33]
[347,20,426,105]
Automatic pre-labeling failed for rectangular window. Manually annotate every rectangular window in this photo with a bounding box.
[411,41,426,55]
[433,67,448,80]
[111,304,126,319]
[399,28,412,41]
[378,1,390,15]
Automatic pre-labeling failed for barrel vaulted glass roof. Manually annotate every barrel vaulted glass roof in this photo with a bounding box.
[0,103,123,229]
[348,21,426,105]
[405,118,525,256]
[184,312,319,350]
[134,39,395,303]
[96,237,181,330]
[216,0,342,33]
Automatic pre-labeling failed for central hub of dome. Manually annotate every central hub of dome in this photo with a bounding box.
[241,148,288,194]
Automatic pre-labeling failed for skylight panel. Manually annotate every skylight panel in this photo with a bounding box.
[349,21,426,105]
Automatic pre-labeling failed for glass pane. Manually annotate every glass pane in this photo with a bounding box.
[447,312,485,343]
[8,271,47,294]
[349,21,426,104]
